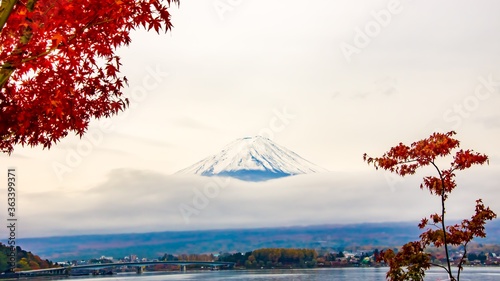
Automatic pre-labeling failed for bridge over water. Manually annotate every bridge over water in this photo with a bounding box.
[14,261,235,277]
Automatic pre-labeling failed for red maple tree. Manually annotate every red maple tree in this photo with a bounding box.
[364,131,496,281]
[1,0,179,153]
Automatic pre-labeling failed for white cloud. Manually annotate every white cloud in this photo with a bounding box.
[17,166,500,238]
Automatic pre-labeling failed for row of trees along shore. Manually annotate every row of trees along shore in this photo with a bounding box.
[0,243,58,272]
[3,243,500,273]
[216,245,500,269]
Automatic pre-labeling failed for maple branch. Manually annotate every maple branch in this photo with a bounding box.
[430,262,448,272]
[430,160,453,280]
[0,0,37,89]
[0,65,13,88]
[396,159,419,165]
[2,5,115,90]
[0,0,18,32]
[0,0,20,87]
[20,14,115,64]
[405,158,419,163]
[0,30,32,89]
[456,241,469,281]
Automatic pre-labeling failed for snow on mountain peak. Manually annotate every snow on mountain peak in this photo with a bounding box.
[176,136,327,181]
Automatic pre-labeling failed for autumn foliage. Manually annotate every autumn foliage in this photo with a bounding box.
[364,131,496,281]
[0,243,58,272]
[0,0,179,153]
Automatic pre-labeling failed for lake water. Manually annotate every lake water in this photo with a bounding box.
[53,267,500,281]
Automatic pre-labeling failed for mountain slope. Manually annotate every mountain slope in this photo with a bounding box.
[13,220,500,260]
[177,136,326,181]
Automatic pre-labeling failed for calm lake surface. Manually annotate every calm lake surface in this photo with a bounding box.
[48,267,500,281]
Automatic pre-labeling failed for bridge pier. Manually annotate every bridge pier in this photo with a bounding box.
[181,265,186,272]
[136,266,144,274]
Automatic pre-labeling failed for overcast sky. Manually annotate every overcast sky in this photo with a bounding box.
[2,0,500,238]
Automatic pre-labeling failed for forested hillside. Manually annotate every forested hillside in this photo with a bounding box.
[0,243,57,272]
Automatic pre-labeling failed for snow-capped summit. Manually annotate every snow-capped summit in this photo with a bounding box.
[176,136,327,181]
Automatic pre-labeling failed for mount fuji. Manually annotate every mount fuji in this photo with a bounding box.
[176,136,327,181]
